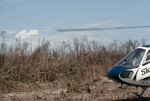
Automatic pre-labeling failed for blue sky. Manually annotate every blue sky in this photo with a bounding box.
[0,0,150,46]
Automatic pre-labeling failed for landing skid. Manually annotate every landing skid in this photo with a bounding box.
[132,87,147,97]
[132,92,144,98]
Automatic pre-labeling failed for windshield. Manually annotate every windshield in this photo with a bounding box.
[117,48,145,68]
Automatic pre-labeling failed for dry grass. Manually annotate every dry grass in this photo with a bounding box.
[0,31,146,95]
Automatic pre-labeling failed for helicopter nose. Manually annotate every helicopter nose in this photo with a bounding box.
[108,66,120,82]
[108,66,130,83]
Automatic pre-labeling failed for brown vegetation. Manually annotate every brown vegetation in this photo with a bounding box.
[0,31,147,100]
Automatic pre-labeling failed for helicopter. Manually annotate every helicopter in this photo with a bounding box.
[56,25,150,97]
[108,45,150,97]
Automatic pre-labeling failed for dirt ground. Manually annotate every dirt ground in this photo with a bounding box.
[0,77,150,101]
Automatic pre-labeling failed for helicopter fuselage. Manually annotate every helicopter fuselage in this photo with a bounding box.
[108,45,150,87]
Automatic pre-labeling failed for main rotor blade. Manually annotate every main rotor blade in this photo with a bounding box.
[56,26,150,32]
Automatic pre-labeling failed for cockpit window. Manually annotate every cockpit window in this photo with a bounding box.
[143,54,150,66]
[117,49,145,68]
[146,50,150,55]
[146,55,150,61]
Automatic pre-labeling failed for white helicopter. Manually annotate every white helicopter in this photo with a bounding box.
[108,45,150,97]
[56,25,150,97]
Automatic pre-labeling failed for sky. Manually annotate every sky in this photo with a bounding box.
[0,0,150,47]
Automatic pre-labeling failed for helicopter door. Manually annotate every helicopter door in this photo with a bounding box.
[136,54,150,81]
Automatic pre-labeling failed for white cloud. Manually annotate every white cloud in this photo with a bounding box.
[15,30,40,39]
[27,30,40,35]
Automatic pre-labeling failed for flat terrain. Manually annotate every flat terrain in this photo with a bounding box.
[0,77,150,101]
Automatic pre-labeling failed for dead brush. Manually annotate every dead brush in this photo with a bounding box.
[0,32,146,94]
